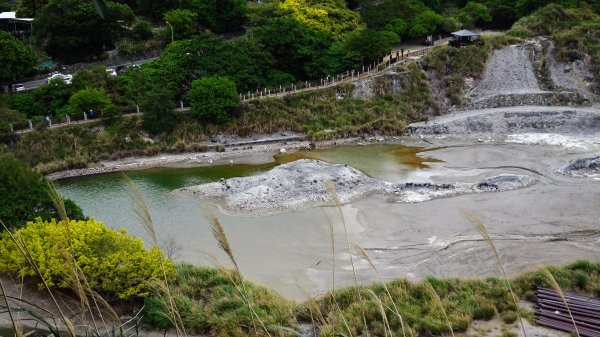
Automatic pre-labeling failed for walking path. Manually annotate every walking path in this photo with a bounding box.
[12,40,448,134]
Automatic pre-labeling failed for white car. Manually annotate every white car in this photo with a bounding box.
[47,73,73,84]
[106,68,117,76]
[14,84,25,92]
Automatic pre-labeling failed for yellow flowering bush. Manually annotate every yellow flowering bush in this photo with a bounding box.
[0,218,174,299]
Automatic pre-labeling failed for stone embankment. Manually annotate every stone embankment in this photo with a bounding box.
[407,106,600,135]
[173,159,534,216]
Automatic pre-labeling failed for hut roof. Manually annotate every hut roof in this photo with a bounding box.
[451,29,479,37]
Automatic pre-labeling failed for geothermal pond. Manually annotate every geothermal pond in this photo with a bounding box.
[58,138,600,300]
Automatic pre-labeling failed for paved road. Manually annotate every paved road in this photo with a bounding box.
[13,57,159,92]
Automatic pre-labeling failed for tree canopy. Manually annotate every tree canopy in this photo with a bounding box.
[0,154,85,229]
[0,31,37,88]
[187,75,238,123]
[34,0,135,63]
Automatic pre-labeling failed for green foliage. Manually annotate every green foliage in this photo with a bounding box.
[164,9,197,41]
[187,75,238,124]
[251,16,337,80]
[34,0,135,63]
[68,87,112,116]
[0,107,26,141]
[7,92,47,118]
[514,261,600,296]
[131,20,154,41]
[279,0,362,40]
[456,2,493,28]
[0,31,37,85]
[141,86,177,134]
[189,0,248,33]
[0,154,84,229]
[144,265,296,336]
[142,33,286,95]
[342,28,393,68]
[408,9,444,38]
[0,217,173,298]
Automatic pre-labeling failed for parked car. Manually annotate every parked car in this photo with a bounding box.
[106,68,117,76]
[14,84,25,92]
[47,73,73,84]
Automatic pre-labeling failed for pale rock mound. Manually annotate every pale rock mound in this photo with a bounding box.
[173,160,535,216]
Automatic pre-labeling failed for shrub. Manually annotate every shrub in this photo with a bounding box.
[501,311,518,324]
[473,302,496,320]
[187,75,238,124]
[0,218,173,298]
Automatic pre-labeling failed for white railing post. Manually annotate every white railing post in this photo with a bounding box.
[67,115,71,124]
[180,101,184,109]
[10,123,13,133]
[29,120,33,129]
[136,105,140,113]
[83,112,87,122]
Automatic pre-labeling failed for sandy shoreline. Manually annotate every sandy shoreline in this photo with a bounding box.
[45,135,376,180]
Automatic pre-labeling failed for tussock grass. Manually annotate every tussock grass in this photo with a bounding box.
[464,212,527,337]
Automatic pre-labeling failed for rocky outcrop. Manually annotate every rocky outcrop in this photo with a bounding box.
[558,156,600,177]
[352,68,413,99]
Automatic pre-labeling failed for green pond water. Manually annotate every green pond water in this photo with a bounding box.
[56,144,438,296]
[57,144,438,235]
[55,142,600,300]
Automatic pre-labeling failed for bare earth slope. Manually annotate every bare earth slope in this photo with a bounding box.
[468,44,544,102]
[411,41,599,135]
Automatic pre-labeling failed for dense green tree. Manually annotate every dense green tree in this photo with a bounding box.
[188,0,248,33]
[0,0,12,12]
[0,154,84,229]
[251,16,336,80]
[34,0,135,63]
[0,31,37,89]
[131,20,154,41]
[408,9,444,37]
[0,108,26,142]
[18,0,49,16]
[137,0,177,19]
[140,86,176,134]
[279,0,361,39]
[6,92,46,118]
[164,9,197,41]
[456,2,492,28]
[187,75,238,124]
[342,28,392,68]
[68,88,111,116]
[142,33,290,96]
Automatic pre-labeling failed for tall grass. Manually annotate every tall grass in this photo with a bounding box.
[123,173,187,337]
[206,209,273,337]
[463,212,527,337]
[540,267,580,337]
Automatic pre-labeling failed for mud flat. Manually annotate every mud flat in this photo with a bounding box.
[173,159,534,216]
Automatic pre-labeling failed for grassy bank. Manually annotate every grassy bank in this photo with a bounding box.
[143,260,600,337]
[6,63,435,174]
